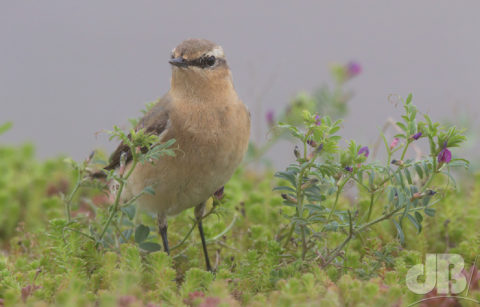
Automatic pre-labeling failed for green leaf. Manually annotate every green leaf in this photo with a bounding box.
[396,122,407,132]
[440,171,457,188]
[143,186,156,195]
[406,93,413,104]
[273,186,296,193]
[414,211,423,223]
[329,126,341,135]
[274,171,297,187]
[404,168,412,185]
[139,242,162,252]
[392,219,405,244]
[356,169,364,185]
[121,205,136,220]
[120,229,133,243]
[304,204,325,213]
[414,164,424,179]
[424,208,435,217]
[329,135,342,142]
[407,213,421,233]
[423,161,431,177]
[422,196,432,207]
[448,159,470,169]
[388,187,397,203]
[0,122,13,135]
[368,171,375,188]
[395,172,405,189]
[135,224,150,243]
[397,190,406,208]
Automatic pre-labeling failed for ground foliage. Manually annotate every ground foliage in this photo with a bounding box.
[1,88,480,305]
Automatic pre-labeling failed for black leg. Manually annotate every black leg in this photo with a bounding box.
[197,220,212,272]
[158,214,169,254]
[195,202,212,272]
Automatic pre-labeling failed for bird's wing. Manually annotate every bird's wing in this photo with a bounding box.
[104,94,172,171]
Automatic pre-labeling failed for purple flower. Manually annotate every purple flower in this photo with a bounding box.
[346,61,362,78]
[315,115,322,126]
[411,132,422,140]
[358,146,370,158]
[345,166,353,172]
[437,141,452,164]
[266,110,275,126]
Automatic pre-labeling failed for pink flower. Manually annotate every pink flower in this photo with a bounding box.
[390,138,400,150]
[315,115,321,126]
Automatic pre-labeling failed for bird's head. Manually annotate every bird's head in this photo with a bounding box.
[169,39,233,96]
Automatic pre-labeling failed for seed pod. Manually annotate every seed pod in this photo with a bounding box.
[281,193,297,203]
[391,159,404,166]
[294,146,301,159]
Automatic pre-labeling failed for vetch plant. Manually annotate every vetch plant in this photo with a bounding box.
[62,124,177,251]
[248,61,362,164]
[274,94,468,266]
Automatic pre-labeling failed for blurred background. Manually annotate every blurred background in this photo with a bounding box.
[1,1,479,166]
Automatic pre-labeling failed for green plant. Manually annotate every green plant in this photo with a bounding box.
[62,125,176,250]
[275,94,468,265]
[247,61,361,165]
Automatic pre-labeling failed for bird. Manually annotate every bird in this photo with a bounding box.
[101,38,250,271]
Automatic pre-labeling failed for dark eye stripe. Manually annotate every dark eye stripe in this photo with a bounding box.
[186,56,223,68]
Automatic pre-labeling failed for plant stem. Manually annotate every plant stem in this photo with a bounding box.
[322,211,353,267]
[366,192,375,222]
[282,224,295,249]
[400,141,410,161]
[65,171,82,223]
[63,227,97,242]
[321,176,350,233]
[296,139,313,259]
[420,157,438,193]
[170,222,197,251]
[356,207,402,233]
[98,159,137,242]
[297,168,307,259]
[170,202,218,251]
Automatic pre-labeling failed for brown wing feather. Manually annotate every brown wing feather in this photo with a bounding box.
[104,94,172,171]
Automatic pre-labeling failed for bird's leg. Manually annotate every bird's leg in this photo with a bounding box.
[195,202,212,272]
[157,214,169,255]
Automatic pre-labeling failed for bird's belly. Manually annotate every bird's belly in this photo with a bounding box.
[121,126,246,216]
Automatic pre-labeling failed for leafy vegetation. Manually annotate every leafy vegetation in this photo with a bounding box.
[1,67,479,306]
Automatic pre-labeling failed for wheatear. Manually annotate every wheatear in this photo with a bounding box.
[103,39,250,271]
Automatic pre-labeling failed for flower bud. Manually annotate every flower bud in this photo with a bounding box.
[410,132,422,141]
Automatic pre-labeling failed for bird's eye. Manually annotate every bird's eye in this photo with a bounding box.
[205,56,216,67]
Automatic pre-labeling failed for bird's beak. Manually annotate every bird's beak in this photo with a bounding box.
[169,57,188,67]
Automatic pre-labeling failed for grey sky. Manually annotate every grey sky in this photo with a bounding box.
[1,1,479,165]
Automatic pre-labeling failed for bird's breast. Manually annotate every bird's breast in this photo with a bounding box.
[123,97,250,216]
[172,99,249,169]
